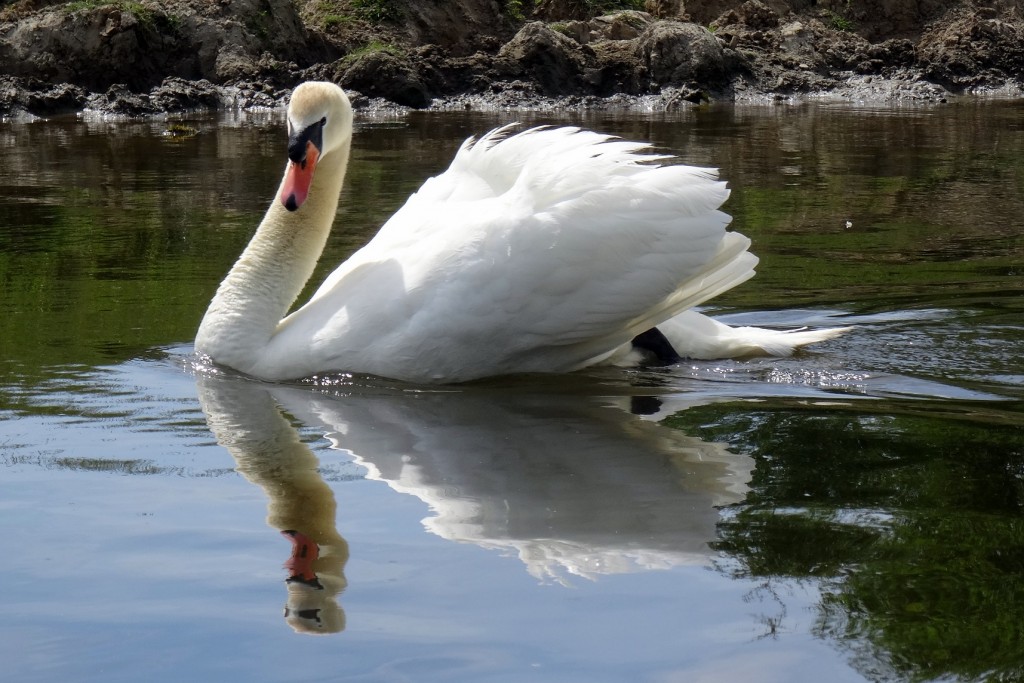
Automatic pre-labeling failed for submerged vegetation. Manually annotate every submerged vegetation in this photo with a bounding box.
[163,123,199,138]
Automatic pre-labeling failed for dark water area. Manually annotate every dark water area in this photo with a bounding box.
[1,101,1023,682]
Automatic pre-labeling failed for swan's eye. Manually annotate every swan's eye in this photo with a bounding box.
[320,116,327,127]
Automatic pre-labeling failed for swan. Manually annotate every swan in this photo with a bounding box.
[196,81,848,384]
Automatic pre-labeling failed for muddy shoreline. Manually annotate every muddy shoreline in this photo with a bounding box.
[1,0,1022,119]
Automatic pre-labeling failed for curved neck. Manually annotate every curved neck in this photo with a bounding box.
[196,142,351,372]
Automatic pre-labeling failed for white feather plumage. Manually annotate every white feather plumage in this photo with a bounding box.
[196,82,848,383]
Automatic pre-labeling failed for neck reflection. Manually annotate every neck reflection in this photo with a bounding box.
[197,376,349,635]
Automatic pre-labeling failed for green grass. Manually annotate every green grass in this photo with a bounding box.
[62,0,166,32]
[549,21,572,36]
[320,13,353,29]
[351,0,402,23]
[65,0,150,16]
[505,0,529,21]
[828,10,856,32]
[340,39,405,67]
[64,0,113,10]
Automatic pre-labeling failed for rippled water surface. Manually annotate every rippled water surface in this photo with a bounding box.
[2,101,1023,683]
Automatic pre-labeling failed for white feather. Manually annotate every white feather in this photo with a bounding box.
[197,83,849,383]
[658,311,853,359]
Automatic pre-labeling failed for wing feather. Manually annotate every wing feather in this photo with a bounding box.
[279,126,751,382]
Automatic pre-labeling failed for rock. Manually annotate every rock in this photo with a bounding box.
[88,83,155,117]
[0,76,88,118]
[340,49,433,108]
[558,20,595,44]
[549,12,656,45]
[0,5,172,90]
[644,0,683,20]
[737,0,779,30]
[0,0,329,92]
[868,38,916,68]
[25,82,88,117]
[402,0,514,56]
[0,0,1022,113]
[590,11,656,41]
[917,8,1024,86]
[532,0,591,22]
[213,44,261,82]
[635,21,727,88]
[588,38,644,95]
[497,22,590,95]
[150,77,225,112]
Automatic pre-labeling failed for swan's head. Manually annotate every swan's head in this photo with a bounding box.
[280,81,353,212]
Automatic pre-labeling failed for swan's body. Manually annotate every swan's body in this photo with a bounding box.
[196,82,847,384]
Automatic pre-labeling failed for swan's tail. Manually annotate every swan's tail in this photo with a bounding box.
[659,310,851,360]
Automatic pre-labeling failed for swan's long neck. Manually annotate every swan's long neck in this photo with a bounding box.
[196,142,351,373]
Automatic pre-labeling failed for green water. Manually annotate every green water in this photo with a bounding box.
[1,101,1023,683]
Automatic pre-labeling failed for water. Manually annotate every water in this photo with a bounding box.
[1,101,1023,682]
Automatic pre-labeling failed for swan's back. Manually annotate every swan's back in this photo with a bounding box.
[267,126,753,383]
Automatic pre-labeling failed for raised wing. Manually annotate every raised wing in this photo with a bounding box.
[278,126,749,382]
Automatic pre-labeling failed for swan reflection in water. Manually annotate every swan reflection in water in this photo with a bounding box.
[196,372,753,632]
[197,377,349,635]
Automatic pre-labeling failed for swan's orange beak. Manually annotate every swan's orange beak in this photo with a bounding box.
[282,529,321,586]
[280,142,320,212]
[280,118,325,212]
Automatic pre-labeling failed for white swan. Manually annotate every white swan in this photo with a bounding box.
[196,81,848,383]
